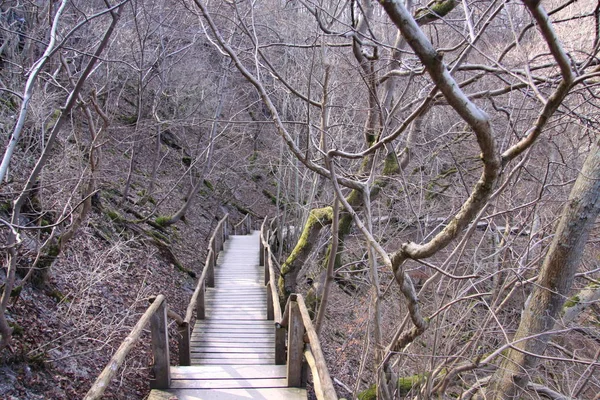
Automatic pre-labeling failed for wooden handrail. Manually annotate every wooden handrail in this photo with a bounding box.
[260,220,286,365]
[233,213,252,235]
[294,294,337,400]
[260,220,283,322]
[259,223,338,399]
[85,294,170,400]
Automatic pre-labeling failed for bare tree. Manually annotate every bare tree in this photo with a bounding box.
[0,0,126,350]
[189,0,600,397]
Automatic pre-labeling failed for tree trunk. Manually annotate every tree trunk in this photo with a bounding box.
[487,138,600,398]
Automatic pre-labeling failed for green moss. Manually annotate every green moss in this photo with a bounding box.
[48,288,68,303]
[281,206,333,277]
[47,243,60,258]
[8,321,24,336]
[203,179,214,190]
[40,219,52,234]
[383,151,399,175]
[182,156,192,167]
[357,384,376,400]
[119,114,138,125]
[149,229,170,243]
[346,189,361,206]
[262,189,277,205]
[0,201,11,213]
[425,167,457,200]
[564,295,580,308]
[155,216,171,227]
[106,209,123,222]
[398,374,424,395]
[415,0,456,22]
[11,285,22,298]
[357,375,423,399]
[45,109,61,131]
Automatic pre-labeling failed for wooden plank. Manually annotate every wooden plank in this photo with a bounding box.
[192,328,273,333]
[170,378,288,389]
[193,331,270,337]
[190,342,273,349]
[150,299,170,389]
[205,304,266,309]
[169,365,286,380]
[195,320,273,326]
[203,314,266,319]
[191,337,274,342]
[191,347,273,354]
[191,338,274,344]
[191,358,274,365]
[148,387,307,400]
[287,300,305,387]
[192,330,275,336]
[191,352,274,360]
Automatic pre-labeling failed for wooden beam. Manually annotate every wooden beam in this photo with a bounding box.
[150,299,171,389]
[178,322,191,366]
[296,295,337,399]
[287,297,305,387]
[207,249,215,288]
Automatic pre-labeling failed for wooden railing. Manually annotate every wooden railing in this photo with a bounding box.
[84,295,170,399]
[233,213,253,235]
[259,220,338,400]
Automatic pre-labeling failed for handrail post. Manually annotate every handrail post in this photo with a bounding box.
[264,250,269,285]
[287,295,305,387]
[150,299,170,389]
[259,231,265,267]
[267,282,274,320]
[197,281,205,319]
[207,249,215,288]
[263,234,269,286]
[178,322,191,366]
[275,325,286,365]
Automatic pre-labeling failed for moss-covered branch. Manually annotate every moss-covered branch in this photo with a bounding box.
[279,206,333,295]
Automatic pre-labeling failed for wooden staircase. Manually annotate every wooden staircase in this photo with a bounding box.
[85,215,336,400]
[148,231,307,399]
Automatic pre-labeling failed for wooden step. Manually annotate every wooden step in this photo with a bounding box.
[169,365,286,379]
[148,387,307,399]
